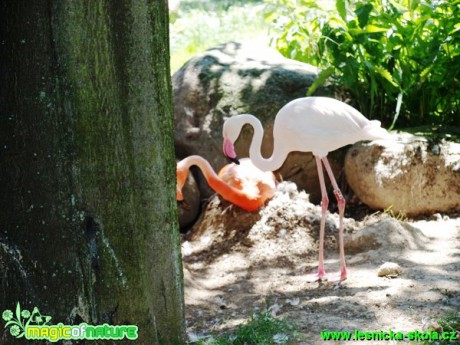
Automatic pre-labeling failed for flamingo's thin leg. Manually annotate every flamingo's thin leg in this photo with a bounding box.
[322,157,347,282]
[306,156,328,282]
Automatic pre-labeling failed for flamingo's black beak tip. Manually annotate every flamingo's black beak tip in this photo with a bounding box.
[227,156,240,165]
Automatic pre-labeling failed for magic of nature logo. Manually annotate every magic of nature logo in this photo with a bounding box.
[2,303,138,342]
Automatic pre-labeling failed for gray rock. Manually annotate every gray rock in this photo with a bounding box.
[173,41,337,202]
[345,132,460,216]
[345,218,428,255]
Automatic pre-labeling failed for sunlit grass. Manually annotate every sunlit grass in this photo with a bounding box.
[169,0,269,73]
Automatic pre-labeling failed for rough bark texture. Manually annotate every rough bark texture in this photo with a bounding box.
[0,1,185,344]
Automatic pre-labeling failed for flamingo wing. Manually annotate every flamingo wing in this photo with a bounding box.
[274,97,374,156]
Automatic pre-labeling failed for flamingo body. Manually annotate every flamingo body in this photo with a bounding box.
[223,97,390,171]
[222,97,391,282]
[176,156,276,212]
[273,97,389,157]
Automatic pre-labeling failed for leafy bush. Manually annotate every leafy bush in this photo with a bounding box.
[191,311,300,344]
[265,0,460,128]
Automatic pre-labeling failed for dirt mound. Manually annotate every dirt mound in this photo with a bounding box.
[182,182,460,344]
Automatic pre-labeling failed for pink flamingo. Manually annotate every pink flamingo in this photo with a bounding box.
[176,155,276,212]
[222,97,390,282]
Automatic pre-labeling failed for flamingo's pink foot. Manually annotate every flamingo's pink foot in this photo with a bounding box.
[305,267,326,283]
[306,267,347,283]
[323,267,347,283]
[323,273,347,283]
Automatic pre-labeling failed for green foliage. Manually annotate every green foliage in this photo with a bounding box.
[265,0,460,128]
[170,0,267,73]
[383,205,408,222]
[423,312,460,345]
[190,311,301,344]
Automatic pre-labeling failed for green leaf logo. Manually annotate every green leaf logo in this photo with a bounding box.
[2,302,52,339]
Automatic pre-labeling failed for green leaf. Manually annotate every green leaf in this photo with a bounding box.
[449,23,460,35]
[336,0,347,21]
[420,66,432,82]
[363,25,387,33]
[374,65,399,88]
[307,66,335,96]
[389,93,403,130]
[409,0,420,12]
[355,3,373,28]
[348,27,363,36]
[348,25,386,36]
[263,11,278,22]
[15,303,21,325]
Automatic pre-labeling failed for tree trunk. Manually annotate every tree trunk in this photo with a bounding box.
[0,1,185,344]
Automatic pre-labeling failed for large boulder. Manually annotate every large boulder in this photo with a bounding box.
[345,132,460,216]
[173,41,338,203]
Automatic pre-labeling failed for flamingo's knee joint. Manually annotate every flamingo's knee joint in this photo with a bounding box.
[321,196,329,213]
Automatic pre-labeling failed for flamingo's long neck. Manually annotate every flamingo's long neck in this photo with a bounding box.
[177,155,263,211]
[177,156,219,189]
[242,115,286,172]
[177,156,241,197]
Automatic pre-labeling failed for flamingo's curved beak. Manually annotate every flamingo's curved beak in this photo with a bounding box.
[223,138,240,165]
[176,177,191,209]
[176,185,184,201]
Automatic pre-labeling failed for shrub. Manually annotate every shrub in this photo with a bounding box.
[191,311,300,344]
[265,0,460,128]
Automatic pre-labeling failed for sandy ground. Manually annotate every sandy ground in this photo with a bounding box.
[181,183,460,344]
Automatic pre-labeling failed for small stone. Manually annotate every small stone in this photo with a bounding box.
[278,229,287,238]
[378,262,402,277]
[433,213,443,221]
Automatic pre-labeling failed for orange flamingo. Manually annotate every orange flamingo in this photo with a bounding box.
[176,155,276,212]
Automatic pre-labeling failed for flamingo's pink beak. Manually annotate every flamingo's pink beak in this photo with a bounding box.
[223,138,240,164]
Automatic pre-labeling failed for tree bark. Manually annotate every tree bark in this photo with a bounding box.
[0,1,185,344]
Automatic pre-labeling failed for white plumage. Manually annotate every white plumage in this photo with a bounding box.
[222,97,391,282]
